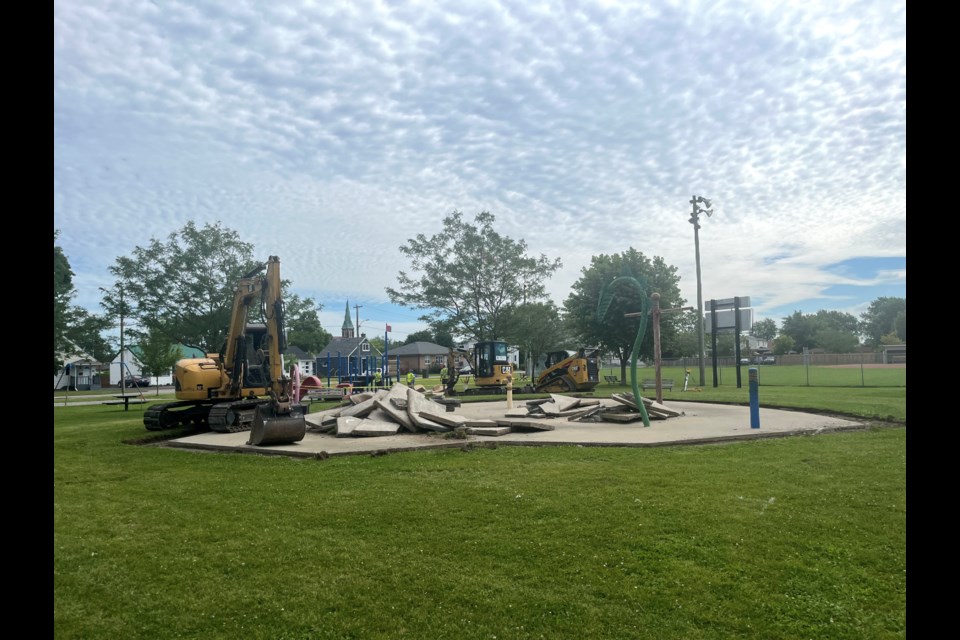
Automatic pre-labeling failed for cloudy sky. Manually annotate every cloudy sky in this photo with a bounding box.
[54,0,906,341]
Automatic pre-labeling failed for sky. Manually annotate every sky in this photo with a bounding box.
[54,0,906,343]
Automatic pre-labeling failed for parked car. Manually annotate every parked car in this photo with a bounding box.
[739,358,750,365]
[759,356,776,364]
[117,375,150,388]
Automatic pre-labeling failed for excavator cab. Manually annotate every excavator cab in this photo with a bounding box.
[473,341,512,389]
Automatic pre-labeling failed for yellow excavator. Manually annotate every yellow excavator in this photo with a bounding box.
[143,256,306,445]
[444,341,517,395]
[533,347,601,393]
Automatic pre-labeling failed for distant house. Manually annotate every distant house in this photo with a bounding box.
[283,345,316,377]
[109,344,205,386]
[54,347,108,390]
[387,341,452,377]
[314,301,384,381]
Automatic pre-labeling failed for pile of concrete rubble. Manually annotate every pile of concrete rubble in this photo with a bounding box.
[304,383,683,438]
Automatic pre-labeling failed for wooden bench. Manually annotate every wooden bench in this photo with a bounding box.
[604,375,620,384]
[641,379,674,391]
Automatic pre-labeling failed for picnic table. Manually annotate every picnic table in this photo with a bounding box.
[103,394,149,411]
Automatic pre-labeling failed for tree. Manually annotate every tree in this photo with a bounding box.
[386,211,562,342]
[564,249,684,383]
[284,293,331,354]
[108,221,269,354]
[752,318,778,341]
[814,328,860,353]
[404,330,436,345]
[780,309,859,351]
[771,334,795,355]
[134,324,183,395]
[860,297,906,348]
[501,301,566,377]
[880,332,902,346]
[894,309,906,342]
[54,230,112,373]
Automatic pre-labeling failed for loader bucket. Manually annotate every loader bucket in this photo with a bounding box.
[248,403,306,446]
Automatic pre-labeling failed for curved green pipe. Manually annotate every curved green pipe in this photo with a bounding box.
[597,276,651,427]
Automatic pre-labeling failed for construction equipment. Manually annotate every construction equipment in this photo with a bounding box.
[533,347,601,393]
[143,256,306,445]
[445,341,517,395]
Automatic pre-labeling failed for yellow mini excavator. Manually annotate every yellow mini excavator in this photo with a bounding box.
[143,256,306,445]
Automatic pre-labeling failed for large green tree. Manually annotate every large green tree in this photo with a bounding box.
[564,248,683,382]
[386,211,562,342]
[54,230,112,373]
[108,221,258,354]
[751,318,778,341]
[780,309,860,351]
[284,293,331,354]
[133,323,184,394]
[860,297,906,348]
[501,301,567,377]
[107,221,324,356]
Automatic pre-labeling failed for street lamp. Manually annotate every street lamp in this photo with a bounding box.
[689,195,713,387]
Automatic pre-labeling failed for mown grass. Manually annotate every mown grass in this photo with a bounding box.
[54,383,906,639]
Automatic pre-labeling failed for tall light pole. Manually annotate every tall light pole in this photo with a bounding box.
[689,195,713,387]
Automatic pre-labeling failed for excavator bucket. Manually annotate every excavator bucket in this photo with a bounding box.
[248,403,306,446]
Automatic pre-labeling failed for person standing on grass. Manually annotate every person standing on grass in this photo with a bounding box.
[374,368,382,388]
[440,365,448,386]
[407,371,415,387]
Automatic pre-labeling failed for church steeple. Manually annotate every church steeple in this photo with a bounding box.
[342,301,355,338]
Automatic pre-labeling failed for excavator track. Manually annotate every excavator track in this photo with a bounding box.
[144,401,214,431]
[208,400,264,433]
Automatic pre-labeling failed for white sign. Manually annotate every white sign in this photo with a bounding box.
[706,296,751,310]
[704,308,754,332]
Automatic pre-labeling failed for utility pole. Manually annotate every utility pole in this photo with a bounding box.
[646,293,693,403]
[688,195,713,387]
[100,285,127,393]
[354,304,362,336]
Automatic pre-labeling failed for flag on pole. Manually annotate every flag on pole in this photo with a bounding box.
[386,324,392,332]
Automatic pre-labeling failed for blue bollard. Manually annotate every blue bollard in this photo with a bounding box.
[749,367,760,429]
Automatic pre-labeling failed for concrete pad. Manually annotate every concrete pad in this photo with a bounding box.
[162,399,868,460]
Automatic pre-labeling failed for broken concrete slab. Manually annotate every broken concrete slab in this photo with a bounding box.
[549,394,582,412]
[352,420,402,437]
[418,408,468,428]
[466,426,512,436]
[406,387,442,430]
[496,420,556,431]
[463,419,500,428]
[339,395,380,418]
[505,407,532,417]
[374,383,417,432]
[335,416,362,437]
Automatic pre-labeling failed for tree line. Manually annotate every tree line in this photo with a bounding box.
[54,213,905,380]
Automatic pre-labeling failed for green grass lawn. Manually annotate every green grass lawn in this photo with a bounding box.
[54,381,906,639]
